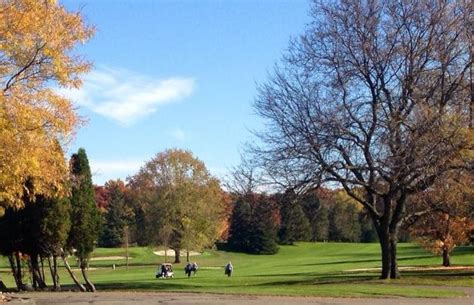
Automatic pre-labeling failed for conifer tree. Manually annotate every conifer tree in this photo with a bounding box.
[248,198,279,254]
[278,196,311,245]
[227,198,252,252]
[99,180,132,248]
[66,148,100,292]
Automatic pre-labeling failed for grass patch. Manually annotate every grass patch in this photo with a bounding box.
[0,243,472,298]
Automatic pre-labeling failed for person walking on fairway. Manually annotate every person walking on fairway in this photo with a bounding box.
[224,262,233,277]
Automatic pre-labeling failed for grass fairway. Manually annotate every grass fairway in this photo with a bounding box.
[0,243,472,298]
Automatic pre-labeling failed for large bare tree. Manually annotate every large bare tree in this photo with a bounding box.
[254,0,472,279]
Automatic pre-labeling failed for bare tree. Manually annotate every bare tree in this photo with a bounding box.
[224,156,262,196]
[254,0,472,279]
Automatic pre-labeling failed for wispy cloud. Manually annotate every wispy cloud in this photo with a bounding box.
[89,159,143,184]
[57,67,195,125]
[170,129,185,141]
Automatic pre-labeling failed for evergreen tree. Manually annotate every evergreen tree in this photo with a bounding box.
[227,198,252,252]
[99,180,132,248]
[278,196,311,245]
[248,198,279,254]
[66,148,100,292]
[301,193,329,241]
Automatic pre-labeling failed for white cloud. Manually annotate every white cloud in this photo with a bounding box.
[170,129,185,141]
[57,67,195,125]
[89,159,143,184]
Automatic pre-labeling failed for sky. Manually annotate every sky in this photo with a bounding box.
[60,0,312,185]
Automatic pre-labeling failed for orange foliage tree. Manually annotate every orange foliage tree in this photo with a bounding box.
[0,0,93,208]
[406,173,474,266]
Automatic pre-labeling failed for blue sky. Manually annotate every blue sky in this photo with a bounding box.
[61,0,311,185]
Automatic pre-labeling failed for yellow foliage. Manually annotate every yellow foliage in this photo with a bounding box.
[0,0,93,208]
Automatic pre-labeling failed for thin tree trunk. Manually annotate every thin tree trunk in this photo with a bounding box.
[14,252,26,291]
[174,248,181,264]
[53,256,61,290]
[80,259,96,292]
[8,254,24,291]
[30,254,47,290]
[61,252,86,292]
[442,248,451,267]
[28,257,38,290]
[47,256,57,290]
[186,250,190,263]
[40,256,46,285]
[48,256,61,291]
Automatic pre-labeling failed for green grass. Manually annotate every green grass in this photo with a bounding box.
[0,243,472,298]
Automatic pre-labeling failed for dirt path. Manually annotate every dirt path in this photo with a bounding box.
[7,287,473,305]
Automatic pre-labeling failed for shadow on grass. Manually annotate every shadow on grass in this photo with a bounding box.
[299,255,435,267]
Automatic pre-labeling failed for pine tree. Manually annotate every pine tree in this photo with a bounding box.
[227,198,252,252]
[278,196,311,245]
[66,148,100,292]
[99,180,132,248]
[248,198,279,254]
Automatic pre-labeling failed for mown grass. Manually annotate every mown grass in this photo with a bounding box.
[0,243,472,298]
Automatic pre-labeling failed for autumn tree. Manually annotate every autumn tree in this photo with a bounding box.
[129,149,225,263]
[406,173,474,266]
[253,0,472,279]
[328,191,362,242]
[0,0,93,208]
[98,180,133,248]
[66,148,100,292]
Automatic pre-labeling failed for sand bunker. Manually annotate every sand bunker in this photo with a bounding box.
[153,249,201,256]
[90,256,133,261]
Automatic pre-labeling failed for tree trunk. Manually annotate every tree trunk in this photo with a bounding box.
[8,254,25,291]
[389,234,400,279]
[379,234,392,279]
[186,250,190,263]
[28,257,38,290]
[442,248,451,267]
[30,254,47,290]
[174,248,181,264]
[40,256,46,284]
[80,259,96,292]
[47,257,57,290]
[48,256,61,291]
[14,252,27,291]
[61,252,86,292]
[53,256,61,290]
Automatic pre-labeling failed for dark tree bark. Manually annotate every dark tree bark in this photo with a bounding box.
[30,254,47,290]
[442,248,451,267]
[48,256,61,291]
[61,252,86,292]
[8,253,26,291]
[80,259,96,292]
[173,248,181,264]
